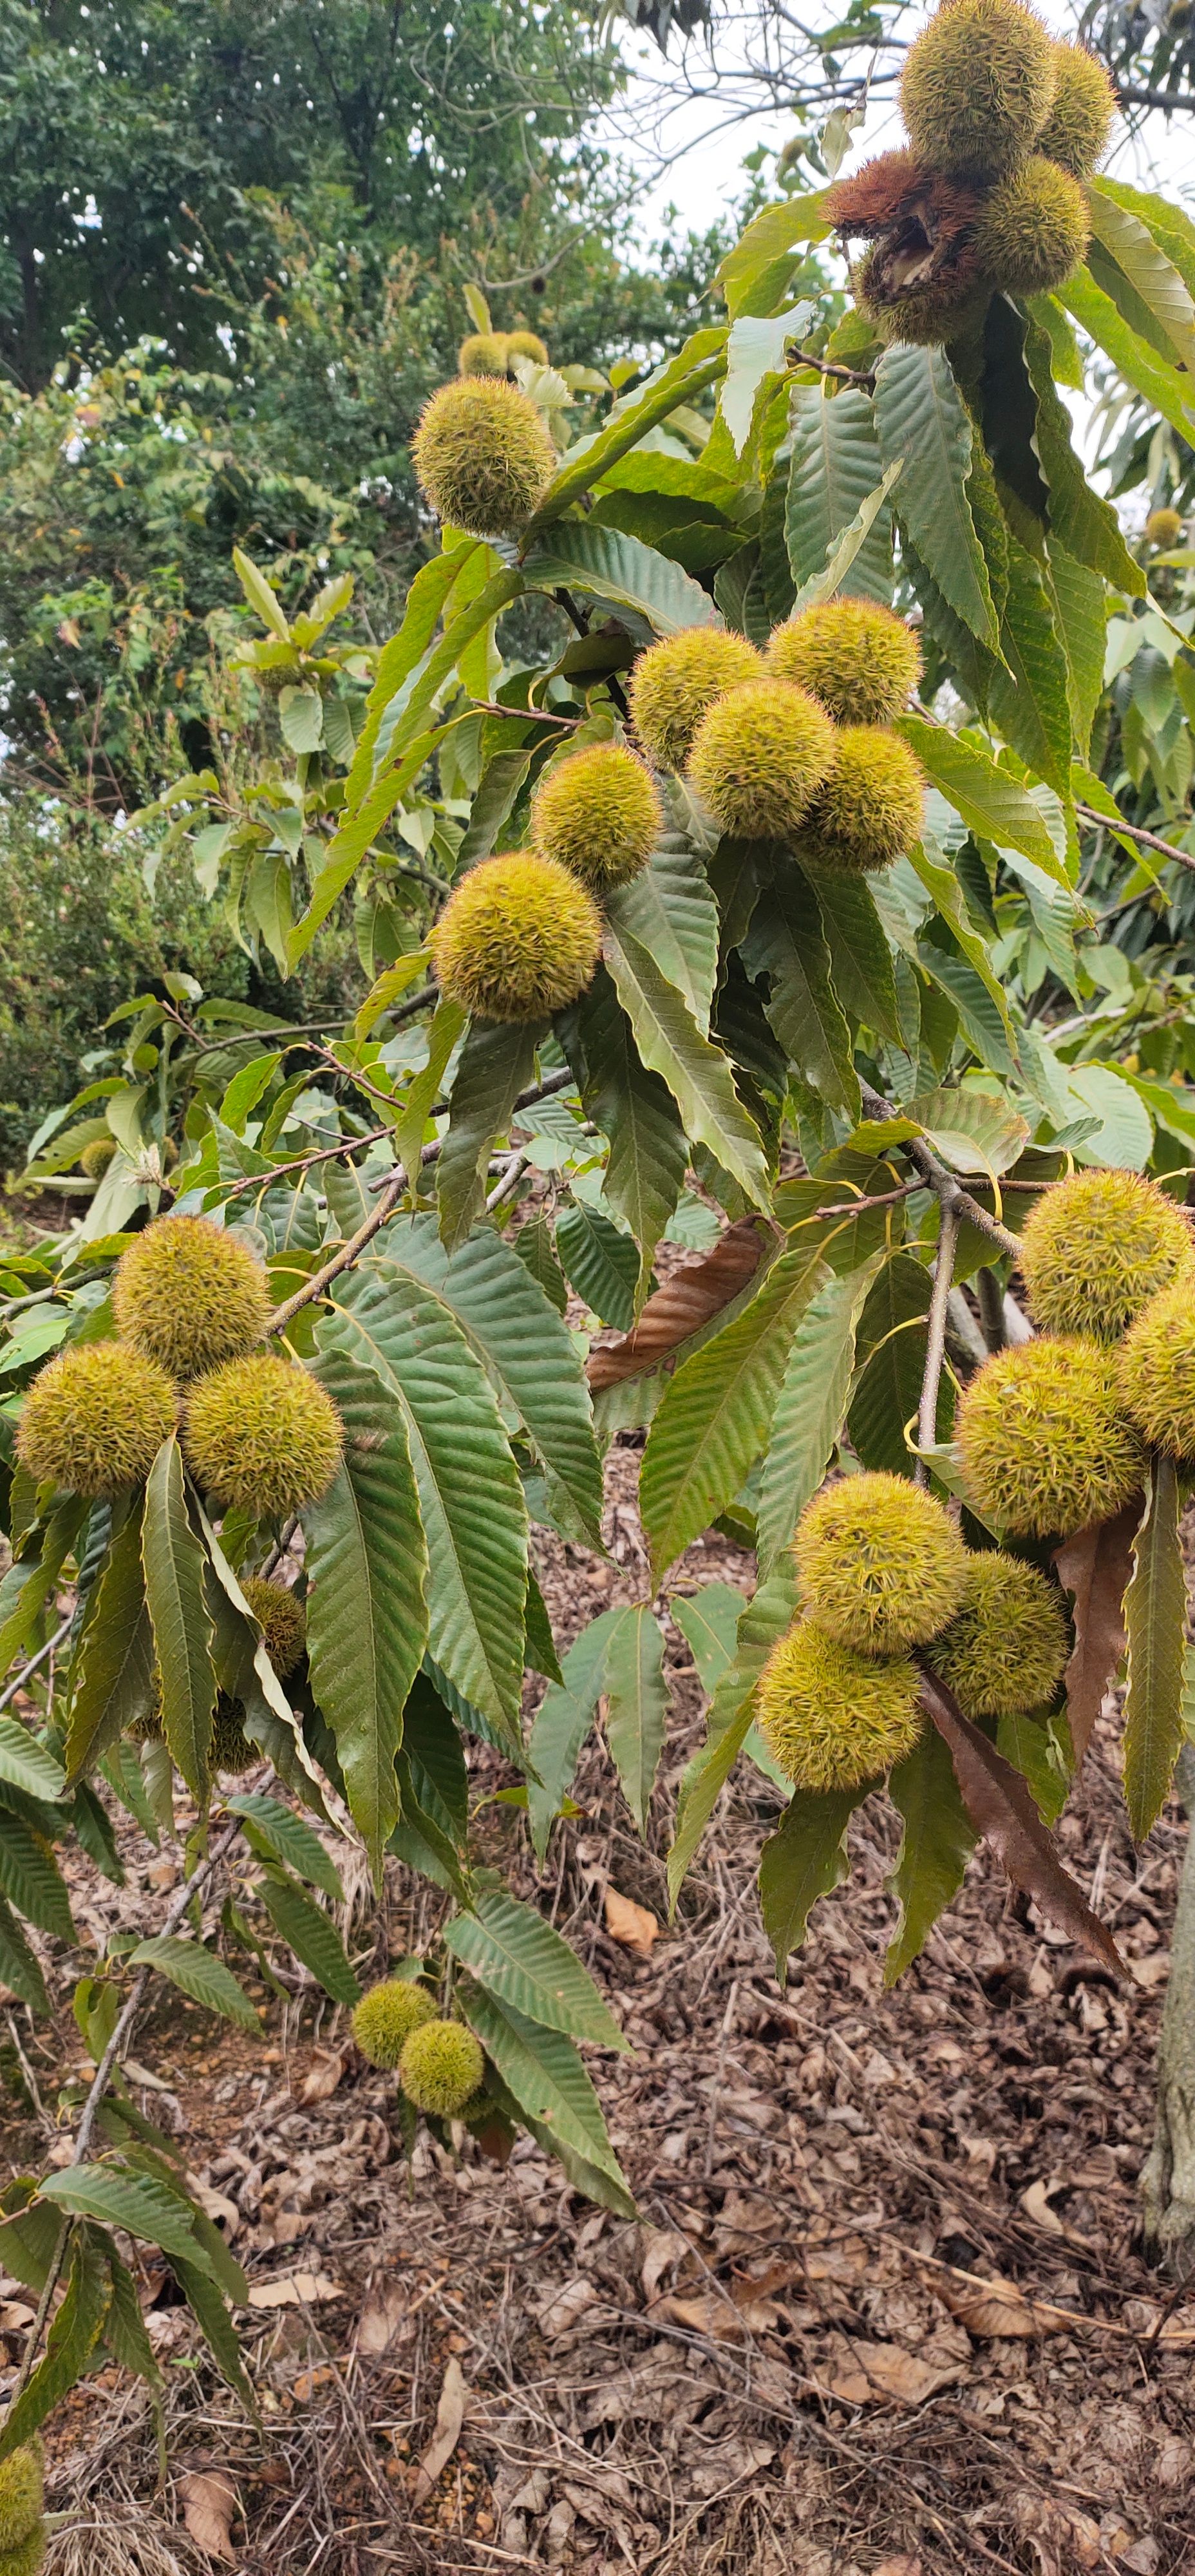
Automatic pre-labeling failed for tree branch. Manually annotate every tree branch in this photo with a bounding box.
[916,1195,961,1488]
[1075,801,1195,879]
[858,1081,1022,1259]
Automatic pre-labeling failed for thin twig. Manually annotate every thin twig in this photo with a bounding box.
[0,1613,76,1715]
[858,1081,1022,1258]
[790,347,876,390]
[267,1172,409,1336]
[916,1196,961,1487]
[1075,801,1195,878]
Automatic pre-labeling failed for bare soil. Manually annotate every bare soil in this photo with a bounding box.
[3,1443,1193,2576]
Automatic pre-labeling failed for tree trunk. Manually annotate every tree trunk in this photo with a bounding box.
[1142,1742,1195,2275]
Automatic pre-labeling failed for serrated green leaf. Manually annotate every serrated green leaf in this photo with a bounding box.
[401,1672,469,1843]
[513,1215,569,1316]
[523,329,727,530]
[602,1603,668,1835]
[801,867,902,1046]
[741,860,860,1117]
[142,1437,216,1804]
[0,2225,109,2466]
[671,1583,742,1696]
[1021,311,1143,593]
[874,345,999,650]
[321,1265,527,1744]
[227,1792,342,1896]
[457,1977,632,2201]
[0,1716,64,1803]
[555,1201,638,1331]
[65,1506,156,1781]
[305,1342,428,1879]
[444,1885,628,2049]
[997,1708,1070,1826]
[641,1242,824,1579]
[604,841,719,1032]
[668,1555,798,1913]
[756,1257,880,1573]
[1087,185,1195,372]
[988,532,1074,798]
[387,1213,605,1553]
[561,967,688,1298]
[601,914,770,1211]
[899,717,1062,876]
[786,383,893,607]
[523,1562,563,1685]
[258,1870,361,2005]
[885,1723,976,1982]
[903,1086,1030,1180]
[127,1935,260,2032]
[0,1499,87,1672]
[522,521,719,634]
[1123,1452,1186,1842]
[39,2166,214,2268]
[526,1607,626,1861]
[0,1891,50,2012]
[0,1807,74,1940]
[758,1785,861,1980]
[847,1251,932,1477]
[172,2254,256,2407]
[435,1018,540,1255]
[1061,267,1195,444]
[101,2239,164,2389]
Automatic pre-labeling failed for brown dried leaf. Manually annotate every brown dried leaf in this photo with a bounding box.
[297,2049,346,2104]
[1019,2177,1066,2237]
[356,2281,410,2356]
[919,1667,1124,1976]
[930,2271,1056,2339]
[654,2285,780,2340]
[412,2355,467,2504]
[639,2228,691,2301]
[817,2336,963,2404]
[587,1217,768,1390]
[604,1886,659,1956]
[178,2469,239,2565]
[538,2277,602,2340]
[1053,1500,1141,1765]
[245,2271,343,2309]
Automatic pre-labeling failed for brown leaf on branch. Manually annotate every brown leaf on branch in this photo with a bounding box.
[1053,1498,1141,1764]
[178,2469,240,2564]
[917,1666,1124,1976]
[587,1217,769,1390]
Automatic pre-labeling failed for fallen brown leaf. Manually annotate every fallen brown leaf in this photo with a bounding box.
[1054,1501,1140,1765]
[539,2277,603,2340]
[930,2269,1057,2339]
[874,2559,923,2576]
[640,2228,692,2302]
[292,2364,336,2401]
[178,2469,239,2565]
[297,2049,346,2104]
[412,2355,467,2505]
[245,2271,342,2310]
[918,1665,1124,1975]
[816,2335,963,2405]
[587,1217,768,1390]
[1020,2177,1066,2237]
[356,2281,412,2356]
[605,1886,659,1956]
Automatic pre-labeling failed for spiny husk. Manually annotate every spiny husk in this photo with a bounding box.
[352,1978,437,2068]
[183,1354,343,1517]
[1145,506,1183,549]
[0,2442,43,2555]
[766,598,922,727]
[79,1135,117,1179]
[955,1337,1146,1538]
[16,1342,177,1499]
[0,2524,47,2576]
[210,1694,256,1775]
[756,1622,923,1792]
[412,376,556,537]
[627,626,763,771]
[531,741,661,889]
[458,331,509,375]
[900,0,1058,178]
[1035,40,1115,176]
[795,1468,967,1654]
[399,2018,485,2116]
[430,849,601,1022]
[687,679,836,841]
[1021,1168,1194,1342]
[240,1576,306,1678]
[929,1549,1069,1718]
[832,149,986,328]
[113,1213,270,1378]
[971,155,1089,294]
[802,724,925,873]
[1118,1282,1195,1459]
